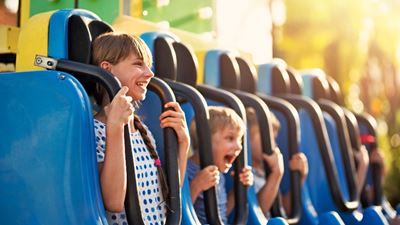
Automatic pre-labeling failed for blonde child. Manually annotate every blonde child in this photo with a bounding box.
[246,107,308,215]
[187,106,253,224]
[91,32,190,225]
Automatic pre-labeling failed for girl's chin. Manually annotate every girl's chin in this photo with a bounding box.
[132,94,146,101]
[130,89,147,100]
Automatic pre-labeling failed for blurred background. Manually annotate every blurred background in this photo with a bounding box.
[1,0,399,206]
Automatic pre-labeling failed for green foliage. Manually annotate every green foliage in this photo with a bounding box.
[142,0,212,33]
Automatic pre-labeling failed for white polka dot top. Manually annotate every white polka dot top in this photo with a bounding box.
[94,119,167,225]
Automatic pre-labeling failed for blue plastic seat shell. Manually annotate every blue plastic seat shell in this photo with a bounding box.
[48,9,100,59]
[0,71,106,225]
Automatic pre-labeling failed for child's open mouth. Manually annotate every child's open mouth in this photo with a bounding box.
[224,154,236,167]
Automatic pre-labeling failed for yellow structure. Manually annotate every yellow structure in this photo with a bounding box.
[19,0,31,26]
[0,25,19,53]
[16,11,53,72]
[0,25,19,72]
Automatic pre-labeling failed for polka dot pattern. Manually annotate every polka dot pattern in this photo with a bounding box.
[94,119,166,225]
[131,131,167,225]
[94,119,106,163]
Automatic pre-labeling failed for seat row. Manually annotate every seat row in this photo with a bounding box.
[0,8,396,225]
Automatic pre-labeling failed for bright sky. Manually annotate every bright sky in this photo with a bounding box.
[215,0,274,64]
[5,0,18,13]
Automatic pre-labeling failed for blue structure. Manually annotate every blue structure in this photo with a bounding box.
[1,6,395,225]
[0,71,107,225]
[258,61,388,225]
[203,49,291,225]
[237,58,345,225]
[1,9,182,225]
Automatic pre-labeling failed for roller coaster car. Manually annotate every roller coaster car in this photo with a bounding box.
[257,61,387,225]
[323,74,397,223]
[1,9,181,225]
[140,31,290,225]
[235,57,346,225]
[142,32,252,225]
[201,49,304,225]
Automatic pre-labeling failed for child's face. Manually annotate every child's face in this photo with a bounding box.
[250,126,263,161]
[109,53,154,101]
[250,125,277,162]
[212,125,243,173]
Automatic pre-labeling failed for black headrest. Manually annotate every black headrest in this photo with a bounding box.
[67,15,113,106]
[154,37,177,80]
[327,76,343,105]
[172,42,198,87]
[312,75,330,101]
[236,57,257,93]
[68,15,113,64]
[286,67,303,95]
[220,53,240,90]
[89,20,113,41]
[271,64,290,95]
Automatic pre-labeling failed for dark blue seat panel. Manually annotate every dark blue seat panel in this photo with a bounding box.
[267,217,290,225]
[322,112,351,201]
[181,174,202,225]
[0,71,106,225]
[297,109,338,213]
[317,211,345,225]
[273,110,291,194]
[136,91,164,157]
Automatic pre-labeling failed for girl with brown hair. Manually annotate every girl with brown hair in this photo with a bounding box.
[91,32,190,225]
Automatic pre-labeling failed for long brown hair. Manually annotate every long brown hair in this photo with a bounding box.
[91,32,170,205]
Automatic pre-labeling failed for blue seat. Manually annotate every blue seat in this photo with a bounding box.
[140,31,207,225]
[259,62,387,225]
[203,50,296,225]
[0,71,106,225]
[172,43,266,224]
[143,32,261,225]
[302,71,358,209]
[237,59,344,225]
[6,8,181,225]
[326,76,397,223]
[212,52,305,225]
[258,61,349,225]
[236,56,306,223]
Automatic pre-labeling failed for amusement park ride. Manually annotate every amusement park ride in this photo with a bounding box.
[1,1,399,224]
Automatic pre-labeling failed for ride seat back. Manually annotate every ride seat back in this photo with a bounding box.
[0,71,104,225]
[302,72,357,203]
[258,63,353,215]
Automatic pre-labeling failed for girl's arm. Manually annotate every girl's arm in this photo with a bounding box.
[99,87,134,212]
[282,192,292,216]
[257,170,283,215]
[99,124,127,212]
[288,152,308,186]
[257,151,284,215]
[160,102,190,186]
[282,152,308,214]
